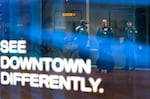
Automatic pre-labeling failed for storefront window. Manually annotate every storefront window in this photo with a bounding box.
[0,0,150,99]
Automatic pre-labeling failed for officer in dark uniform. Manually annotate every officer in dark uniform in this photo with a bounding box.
[75,19,88,35]
[97,19,113,39]
[96,19,114,73]
[122,21,138,70]
[124,21,138,41]
[75,19,89,61]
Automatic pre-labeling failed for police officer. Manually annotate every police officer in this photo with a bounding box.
[124,21,138,41]
[75,19,88,34]
[122,21,138,70]
[97,19,113,39]
[96,19,114,73]
[75,19,89,61]
[97,19,113,51]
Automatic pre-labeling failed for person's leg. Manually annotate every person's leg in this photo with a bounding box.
[122,44,129,70]
[130,45,136,70]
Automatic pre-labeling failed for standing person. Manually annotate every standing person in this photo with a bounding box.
[122,21,138,70]
[96,19,114,73]
[97,19,113,41]
[75,19,89,61]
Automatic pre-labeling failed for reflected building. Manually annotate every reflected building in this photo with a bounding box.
[42,0,150,68]
[42,0,150,44]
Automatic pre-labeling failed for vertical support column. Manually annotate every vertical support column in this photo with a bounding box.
[132,0,136,35]
[52,0,65,31]
[133,0,136,26]
[86,0,90,34]
[29,1,42,99]
[30,0,42,45]
[9,0,13,39]
[146,8,150,66]
[133,7,136,26]
[9,1,21,98]
[9,0,20,39]
[146,8,149,44]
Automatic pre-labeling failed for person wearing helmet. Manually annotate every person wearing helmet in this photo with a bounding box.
[75,19,88,33]
[75,19,89,61]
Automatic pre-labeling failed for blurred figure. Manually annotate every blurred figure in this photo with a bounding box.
[124,21,138,41]
[76,19,88,34]
[96,19,114,73]
[75,19,89,61]
[122,21,138,70]
[97,19,113,39]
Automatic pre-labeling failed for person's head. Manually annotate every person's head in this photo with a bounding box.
[80,19,88,26]
[101,19,108,27]
[126,21,133,27]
